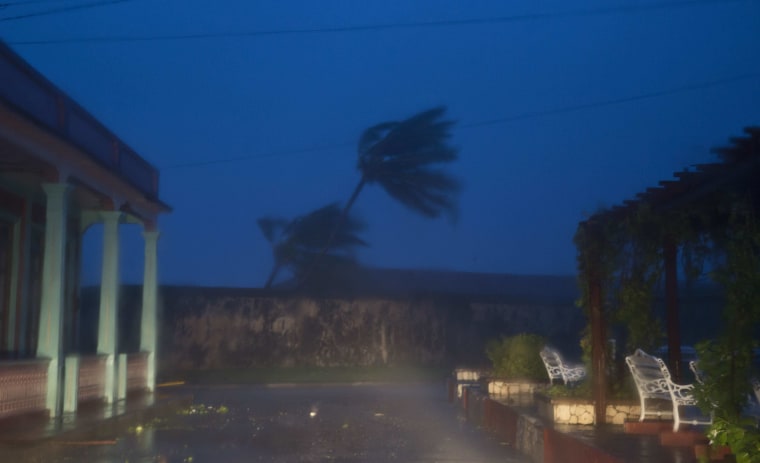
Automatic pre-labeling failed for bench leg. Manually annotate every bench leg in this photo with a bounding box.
[672,405,680,432]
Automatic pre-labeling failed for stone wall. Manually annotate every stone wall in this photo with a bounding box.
[80,285,585,373]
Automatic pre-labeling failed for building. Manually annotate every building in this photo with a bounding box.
[0,40,170,420]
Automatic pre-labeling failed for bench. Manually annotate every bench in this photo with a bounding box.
[625,349,712,431]
[688,360,704,384]
[539,346,586,386]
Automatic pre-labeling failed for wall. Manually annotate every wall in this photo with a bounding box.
[80,285,586,373]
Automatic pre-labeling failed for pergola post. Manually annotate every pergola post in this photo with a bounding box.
[585,224,607,424]
[663,237,682,382]
[589,266,607,424]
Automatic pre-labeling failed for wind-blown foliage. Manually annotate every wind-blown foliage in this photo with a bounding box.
[356,106,461,220]
[303,107,461,286]
[258,203,368,288]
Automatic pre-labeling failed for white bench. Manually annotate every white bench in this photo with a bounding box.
[539,346,586,386]
[625,349,712,431]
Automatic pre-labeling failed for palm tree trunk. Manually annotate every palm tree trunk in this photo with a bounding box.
[298,178,367,288]
[264,262,283,289]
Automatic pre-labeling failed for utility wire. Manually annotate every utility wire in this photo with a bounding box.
[462,72,760,129]
[165,142,355,170]
[161,71,760,170]
[1,0,75,8]
[5,0,752,43]
[0,0,131,21]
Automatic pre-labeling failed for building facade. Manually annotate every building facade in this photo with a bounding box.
[0,40,170,419]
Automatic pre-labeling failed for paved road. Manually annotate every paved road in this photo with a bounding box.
[6,383,530,463]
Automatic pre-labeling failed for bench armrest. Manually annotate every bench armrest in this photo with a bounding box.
[669,382,698,406]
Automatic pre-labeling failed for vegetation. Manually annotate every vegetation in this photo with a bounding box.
[486,333,547,381]
[693,206,760,463]
[574,127,760,460]
[303,106,461,286]
[258,202,367,288]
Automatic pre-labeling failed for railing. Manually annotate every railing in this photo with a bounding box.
[78,355,108,403]
[0,359,49,419]
[0,40,160,199]
[127,352,149,392]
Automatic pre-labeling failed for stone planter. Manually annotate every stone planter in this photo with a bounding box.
[604,401,641,425]
[454,368,486,382]
[536,393,595,425]
[453,368,487,398]
[487,380,547,404]
[535,393,641,425]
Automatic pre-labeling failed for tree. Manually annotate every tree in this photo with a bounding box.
[258,202,368,288]
[304,106,461,284]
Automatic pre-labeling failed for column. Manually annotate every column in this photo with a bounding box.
[663,238,682,383]
[97,211,122,403]
[36,183,69,417]
[140,229,159,392]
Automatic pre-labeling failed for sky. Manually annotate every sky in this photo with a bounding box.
[2,0,759,288]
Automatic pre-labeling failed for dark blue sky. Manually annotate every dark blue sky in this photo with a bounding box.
[3,0,759,287]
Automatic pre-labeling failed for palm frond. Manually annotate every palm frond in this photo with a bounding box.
[257,217,288,244]
[358,122,398,156]
[260,202,368,287]
[355,106,461,219]
[379,169,461,219]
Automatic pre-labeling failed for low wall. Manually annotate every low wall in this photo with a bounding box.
[78,285,585,372]
[81,286,584,372]
[535,394,641,425]
[461,385,624,463]
[488,380,547,401]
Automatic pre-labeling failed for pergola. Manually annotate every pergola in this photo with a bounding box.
[576,126,760,422]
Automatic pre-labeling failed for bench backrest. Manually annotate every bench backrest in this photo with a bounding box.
[625,349,671,398]
[540,347,564,381]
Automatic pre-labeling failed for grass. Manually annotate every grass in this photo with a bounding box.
[159,365,453,385]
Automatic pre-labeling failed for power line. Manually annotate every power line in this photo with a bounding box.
[165,142,355,170]
[462,72,760,129]
[1,0,75,8]
[6,0,751,44]
[0,0,131,21]
[161,71,760,170]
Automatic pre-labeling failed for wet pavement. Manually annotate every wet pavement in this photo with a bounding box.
[1,383,530,463]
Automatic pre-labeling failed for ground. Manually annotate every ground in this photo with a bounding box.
[5,383,530,463]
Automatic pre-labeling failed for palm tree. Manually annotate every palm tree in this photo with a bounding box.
[258,202,368,288]
[309,106,461,277]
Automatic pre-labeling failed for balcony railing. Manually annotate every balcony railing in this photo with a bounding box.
[127,351,149,392]
[0,41,159,199]
[0,359,48,419]
[78,354,108,403]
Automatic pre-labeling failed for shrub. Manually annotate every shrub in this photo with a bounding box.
[486,333,547,381]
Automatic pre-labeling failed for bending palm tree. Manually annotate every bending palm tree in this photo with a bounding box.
[305,106,460,284]
[258,202,368,288]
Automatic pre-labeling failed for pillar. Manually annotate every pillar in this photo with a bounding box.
[36,182,69,417]
[97,211,122,403]
[663,238,682,382]
[586,225,607,424]
[64,355,80,412]
[140,229,159,391]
